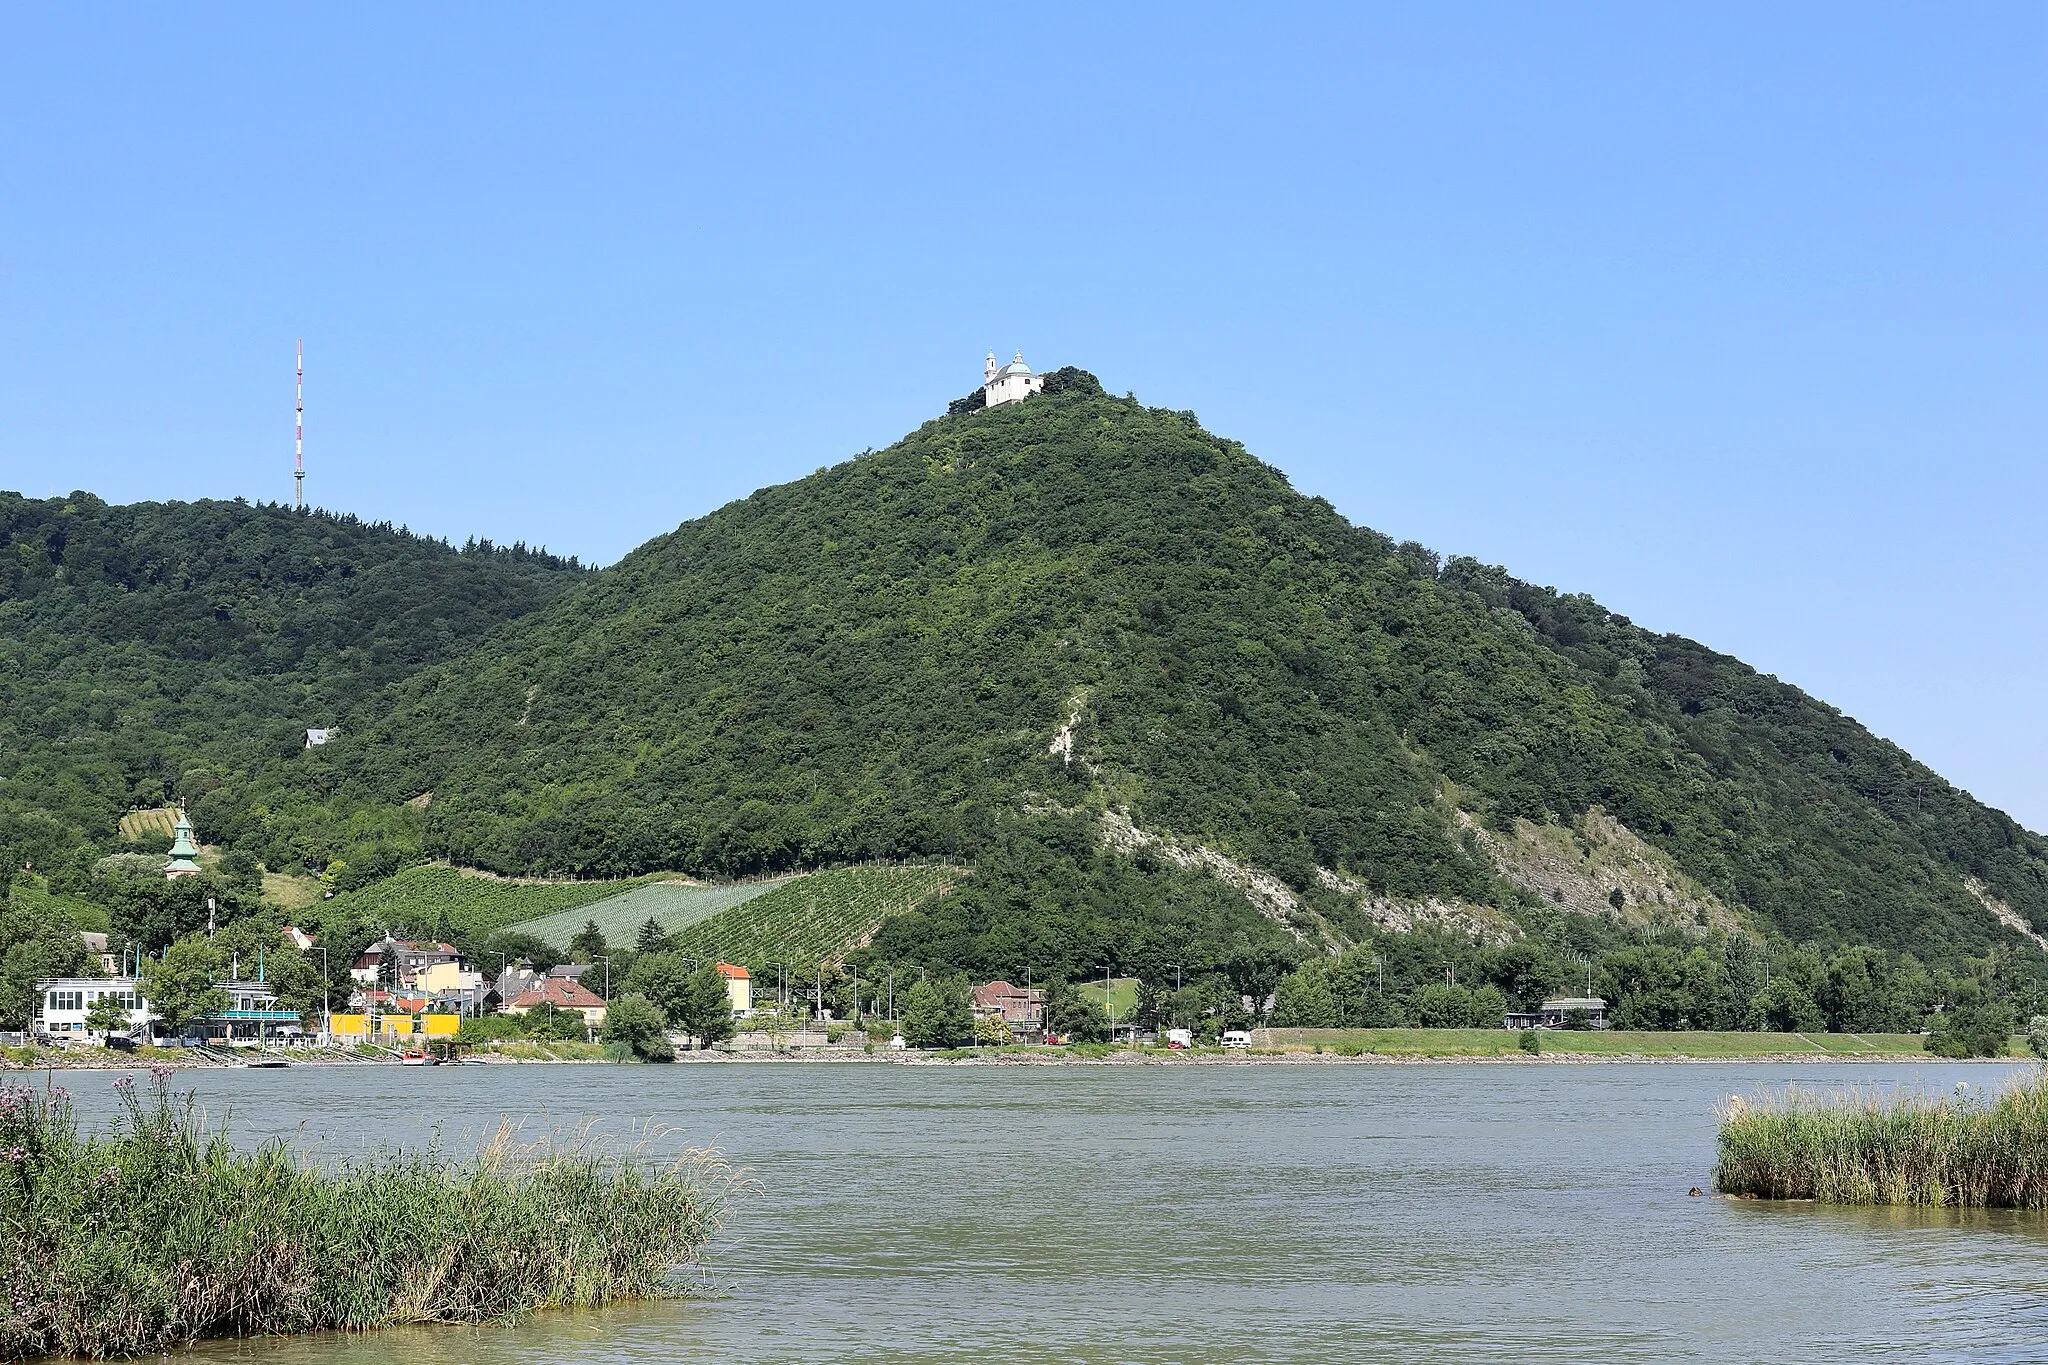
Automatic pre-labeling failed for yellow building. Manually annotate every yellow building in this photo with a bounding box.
[330,1012,460,1040]
[717,962,752,1014]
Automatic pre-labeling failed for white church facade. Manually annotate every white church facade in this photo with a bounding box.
[983,351,1044,407]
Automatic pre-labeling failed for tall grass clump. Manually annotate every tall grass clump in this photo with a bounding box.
[0,1070,736,1359]
[1716,1067,2048,1207]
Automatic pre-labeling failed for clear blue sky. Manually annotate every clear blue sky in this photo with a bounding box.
[3,5,2043,831]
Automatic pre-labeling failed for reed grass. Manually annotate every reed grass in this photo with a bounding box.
[1715,1067,2048,1207]
[0,1071,736,1359]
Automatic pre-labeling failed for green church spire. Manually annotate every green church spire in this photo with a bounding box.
[165,809,202,879]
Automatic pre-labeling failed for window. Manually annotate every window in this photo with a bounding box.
[46,990,84,1012]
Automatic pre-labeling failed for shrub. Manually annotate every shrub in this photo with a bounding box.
[2027,1016,2048,1060]
[1716,1069,2048,1206]
[0,1073,732,1358]
[1518,1029,1540,1055]
[600,993,673,1061]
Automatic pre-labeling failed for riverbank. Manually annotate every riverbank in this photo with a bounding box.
[6,1028,2018,1070]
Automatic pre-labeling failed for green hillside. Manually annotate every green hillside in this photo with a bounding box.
[506,877,793,950]
[0,493,587,887]
[260,374,2048,984]
[668,864,965,968]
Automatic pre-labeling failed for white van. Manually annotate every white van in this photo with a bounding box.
[1221,1029,1252,1049]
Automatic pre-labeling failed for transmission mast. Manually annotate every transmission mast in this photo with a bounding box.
[294,340,305,509]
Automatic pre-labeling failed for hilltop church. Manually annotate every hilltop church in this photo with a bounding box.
[983,351,1044,407]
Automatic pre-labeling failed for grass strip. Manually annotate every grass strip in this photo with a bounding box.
[0,1071,735,1358]
[1716,1067,2048,1207]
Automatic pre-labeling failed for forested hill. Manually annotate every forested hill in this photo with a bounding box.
[230,372,2048,968]
[0,492,587,877]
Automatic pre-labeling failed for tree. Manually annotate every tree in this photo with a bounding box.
[903,977,974,1048]
[2028,1015,2048,1061]
[672,964,736,1050]
[1469,984,1508,1029]
[84,991,131,1040]
[623,951,694,1022]
[1928,989,2013,1059]
[972,1012,1011,1047]
[1746,977,1824,1033]
[634,917,673,956]
[1044,980,1106,1044]
[1413,983,1472,1029]
[0,896,90,1030]
[600,992,672,1061]
[1272,962,1340,1027]
[520,1001,587,1040]
[140,938,229,1038]
[568,920,606,964]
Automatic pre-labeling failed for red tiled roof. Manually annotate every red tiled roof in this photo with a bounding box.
[716,962,750,980]
[507,977,606,1011]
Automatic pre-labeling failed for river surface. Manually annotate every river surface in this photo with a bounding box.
[57,1059,2048,1363]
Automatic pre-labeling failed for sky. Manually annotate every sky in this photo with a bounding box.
[2,4,2043,830]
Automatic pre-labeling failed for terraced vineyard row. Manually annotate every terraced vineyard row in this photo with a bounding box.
[508,877,793,949]
[669,864,966,968]
[331,866,670,938]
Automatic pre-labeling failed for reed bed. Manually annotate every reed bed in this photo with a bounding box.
[0,1071,737,1359]
[1716,1066,2048,1207]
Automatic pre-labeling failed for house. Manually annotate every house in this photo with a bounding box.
[304,727,336,747]
[982,351,1045,407]
[717,962,752,1014]
[972,980,1046,1040]
[33,978,147,1038]
[350,937,468,990]
[78,931,117,974]
[281,925,316,951]
[503,976,608,1028]
[1503,996,1610,1030]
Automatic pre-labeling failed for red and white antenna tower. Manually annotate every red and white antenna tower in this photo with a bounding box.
[294,340,305,509]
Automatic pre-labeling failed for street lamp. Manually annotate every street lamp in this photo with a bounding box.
[314,946,331,1046]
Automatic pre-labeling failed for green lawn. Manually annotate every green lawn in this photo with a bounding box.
[1258,1028,1955,1058]
[1076,977,1141,1020]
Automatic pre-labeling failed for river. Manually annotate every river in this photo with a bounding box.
[57,1059,2048,1363]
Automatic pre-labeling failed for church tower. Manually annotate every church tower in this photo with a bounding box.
[165,809,203,880]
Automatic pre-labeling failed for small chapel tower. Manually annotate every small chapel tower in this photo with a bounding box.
[165,809,203,880]
[983,350,1045,408]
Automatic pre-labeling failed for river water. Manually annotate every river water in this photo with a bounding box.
[57,1059,2048,1363]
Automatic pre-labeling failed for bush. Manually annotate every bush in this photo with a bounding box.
[1927,998,2014,1059]
[2027,1015,2048,1060]
[1717,1070,2048,1206]
[0,1073,730,1358]
[599,992,673,1061]
[1518,1029,1540,1054]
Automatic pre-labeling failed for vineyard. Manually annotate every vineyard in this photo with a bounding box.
[329,865,671,938]
[668,864,966,968]
[118,807,179,841]
[506,878,793,949]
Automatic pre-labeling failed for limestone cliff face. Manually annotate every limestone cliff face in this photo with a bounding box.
[1461,808,1740,934]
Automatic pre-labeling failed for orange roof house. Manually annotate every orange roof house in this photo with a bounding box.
[504,976,608,1026]
[715,962,752,1015]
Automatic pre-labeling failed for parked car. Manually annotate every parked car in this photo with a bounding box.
[1167,1028,1193,1049]
[104,1034,138,1051]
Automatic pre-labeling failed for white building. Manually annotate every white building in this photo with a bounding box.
[33,978,148,1038]
[33,974,301,1042]
[983,351,1044,408]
